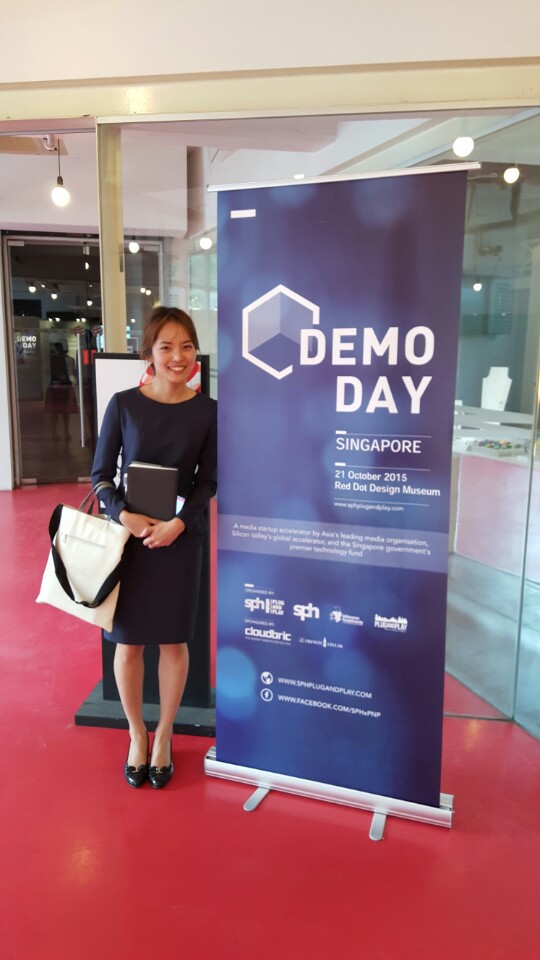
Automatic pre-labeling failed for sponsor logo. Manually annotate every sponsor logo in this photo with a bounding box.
[329,606,364,626]
[245,627,292,641]
[244,596,285,615]
[293,602,320,622]
[374,614,408,632]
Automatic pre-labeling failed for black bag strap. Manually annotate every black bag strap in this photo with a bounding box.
[48,503,126,609]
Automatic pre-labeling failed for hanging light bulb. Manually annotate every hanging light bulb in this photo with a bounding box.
[199,236,213,250]
[28,283,36,293]
[453,136,475,158]
[51,140,71,207]
[51,292,58,300]
[87,299,93,307]
[128,240,140,254]
[473,282,483,292]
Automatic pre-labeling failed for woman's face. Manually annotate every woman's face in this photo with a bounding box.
[150,321,197,387]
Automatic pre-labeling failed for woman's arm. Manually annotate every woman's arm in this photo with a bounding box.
[91,394,129,523]
[177,405,217,531]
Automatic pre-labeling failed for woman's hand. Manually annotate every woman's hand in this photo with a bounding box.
[119,510,186,547]
[119,510,158,539]
[142,517,186,549]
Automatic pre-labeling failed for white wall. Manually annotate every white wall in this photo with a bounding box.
[1,1,539,85]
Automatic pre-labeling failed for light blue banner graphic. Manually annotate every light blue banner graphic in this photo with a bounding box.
[218,514,449,572]
[216,170,467,807]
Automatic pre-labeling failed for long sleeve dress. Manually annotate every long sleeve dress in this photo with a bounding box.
[91,387,217,645]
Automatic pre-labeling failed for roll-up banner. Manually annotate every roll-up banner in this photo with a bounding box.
[215,168,468,810]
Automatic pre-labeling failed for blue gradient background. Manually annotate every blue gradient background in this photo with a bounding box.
[216,172,467,807]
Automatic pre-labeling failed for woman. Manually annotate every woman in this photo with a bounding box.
[91,307,217,788]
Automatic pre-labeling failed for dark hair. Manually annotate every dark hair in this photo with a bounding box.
[140,307,200,360]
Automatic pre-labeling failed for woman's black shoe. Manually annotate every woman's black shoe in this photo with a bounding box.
[124,732,149,788]
[148,739,173,789]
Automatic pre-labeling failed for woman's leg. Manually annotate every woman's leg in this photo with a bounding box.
[114,644,147,766]
[151,643,189,767]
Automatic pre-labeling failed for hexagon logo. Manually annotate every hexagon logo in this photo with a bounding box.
[242,284,319,379]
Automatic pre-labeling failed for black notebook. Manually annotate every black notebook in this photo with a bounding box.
[126,462,180,521]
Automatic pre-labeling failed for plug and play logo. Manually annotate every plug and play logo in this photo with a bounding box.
[242,284,319,380]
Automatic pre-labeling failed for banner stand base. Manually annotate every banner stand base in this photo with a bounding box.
[204,746,453,837]
[369,811,387,841]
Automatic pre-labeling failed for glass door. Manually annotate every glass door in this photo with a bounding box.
[5,236,102,483]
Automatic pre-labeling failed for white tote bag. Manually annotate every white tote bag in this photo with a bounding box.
[36,487,131,631]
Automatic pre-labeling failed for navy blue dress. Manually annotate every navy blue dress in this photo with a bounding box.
[91,388,217,645]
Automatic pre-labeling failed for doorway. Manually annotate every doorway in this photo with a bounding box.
[4,235,101,483]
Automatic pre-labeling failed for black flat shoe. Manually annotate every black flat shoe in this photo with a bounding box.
[148,739,173,790]
[124,732,149,788]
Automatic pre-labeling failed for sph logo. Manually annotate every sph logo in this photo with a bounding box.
[293,602,320,622]
[243,285,319,380]
[244,597,285,616]
[245,597,266,613]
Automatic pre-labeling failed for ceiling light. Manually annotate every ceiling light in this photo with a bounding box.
[51,139,71,207]
[145,289,152,296]
[82,318,87,323]
[87,299,93,306]
[473,282,483,292]
[199,236,213,250]
[85,261,90,270]
[140,287,146,294]
[503,166,520,184]
[28,284,36,293]
[293,173,305,180]
[51,292,58,300]
[452,136,474,158]
[128,240,140,254]
[55,318,60,322]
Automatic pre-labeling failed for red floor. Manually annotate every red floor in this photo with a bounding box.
[1,484,540,960]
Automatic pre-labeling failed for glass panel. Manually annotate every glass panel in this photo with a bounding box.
[8,239,101,482]
[113,109,540,724]
[446,147,540,719]
[124,241,162,353]
[515,242,540,738]
[120,124,218,394]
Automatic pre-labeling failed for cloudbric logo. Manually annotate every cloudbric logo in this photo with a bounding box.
[242,284,319,380]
